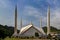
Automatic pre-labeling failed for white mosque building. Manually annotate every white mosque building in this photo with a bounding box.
[12,5,50,37]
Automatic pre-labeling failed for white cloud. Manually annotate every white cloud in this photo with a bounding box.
[22,6,47,27]
[46,0,56,4]
[0,0,7,8]
[0,0,12,8]
[23,6,42,18]
[0,0,14,26]
[50,8,60,29]
[41,8,60,29]
[0,0,60,29]
[23,6,60,29]
[17,18,31,30]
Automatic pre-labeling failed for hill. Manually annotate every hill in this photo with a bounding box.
[42,26,60,34]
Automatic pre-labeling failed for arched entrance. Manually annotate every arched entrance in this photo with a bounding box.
[35,32,39,37]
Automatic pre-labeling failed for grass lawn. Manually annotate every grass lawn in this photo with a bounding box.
[4,37,54,40]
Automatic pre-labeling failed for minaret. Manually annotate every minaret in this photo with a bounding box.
[40,17,42,28]
[19,18,22,34]
[47,6,50,35]
[40,17,46,35]
[20,18,22,30]
[13,5,17,35]
[12,5,17,37]
[30,21,33,25]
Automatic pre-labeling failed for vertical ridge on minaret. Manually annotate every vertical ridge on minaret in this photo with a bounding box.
[47,6,50,35]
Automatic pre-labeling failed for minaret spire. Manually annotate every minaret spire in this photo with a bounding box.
[14,5,17,34]
[47,5,50,35]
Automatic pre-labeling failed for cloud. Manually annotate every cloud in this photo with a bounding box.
[0,0,7,8]
[0,0,10,8]
[23,6,42,18]
[21,6,60,29]
[21,6,47,27]
[50,8,60,29]
[0,0,60,29]
[0,0,14,26]
[41,7,60,29]
[0,0,14,9]
[46,0,57,5]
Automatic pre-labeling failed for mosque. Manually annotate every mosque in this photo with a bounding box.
[12,5,51,37]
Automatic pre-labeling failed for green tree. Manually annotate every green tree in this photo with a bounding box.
[47,34,52,39]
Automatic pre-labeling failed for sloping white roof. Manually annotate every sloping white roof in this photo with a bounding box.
[35,26,46,35]
[20,25,32,34]
[19,24,46,35]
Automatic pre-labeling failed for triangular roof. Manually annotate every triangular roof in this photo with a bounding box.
[19,24,46,35]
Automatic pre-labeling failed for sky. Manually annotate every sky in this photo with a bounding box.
[0,0,60,29]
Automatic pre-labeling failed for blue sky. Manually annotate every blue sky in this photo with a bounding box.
[0,0,60,29]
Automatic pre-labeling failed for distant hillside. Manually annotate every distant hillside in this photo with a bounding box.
[42,26,60,34]
[0,24,60,39]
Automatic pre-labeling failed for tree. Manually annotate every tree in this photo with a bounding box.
[0,29,7,39]
[47,34,52,39]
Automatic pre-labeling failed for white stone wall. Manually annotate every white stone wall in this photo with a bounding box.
[20,27,43,37]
